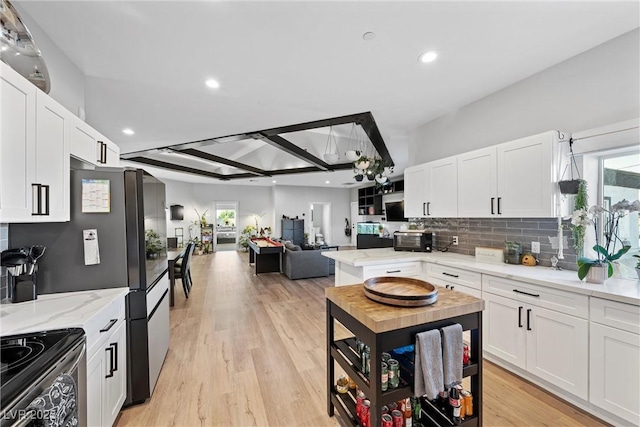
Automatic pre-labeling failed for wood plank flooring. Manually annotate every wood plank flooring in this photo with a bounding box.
[117,251,609,427]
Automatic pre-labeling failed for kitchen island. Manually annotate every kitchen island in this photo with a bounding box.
[323,248,640,426]
[326,283,485,427]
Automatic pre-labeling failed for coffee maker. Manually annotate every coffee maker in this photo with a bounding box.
[1,246,46,303]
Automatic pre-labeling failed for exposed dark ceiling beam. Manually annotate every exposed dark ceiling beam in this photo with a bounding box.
[268,163,354,176]
[174,148,268,176]
[253,133,330,171]
[119,111,394,180]
[361,114,393,166]
[260,112,372,136]
[126,157,232,180]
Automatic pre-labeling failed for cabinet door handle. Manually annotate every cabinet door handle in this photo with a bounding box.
[497,197,502,215]
[100,318,118,333]
[110,342,118,372]
[490,197,495,214]
[422,202,426,216]
[386,269,401,273]
[426,202,431,216]
[442,272,459,278]
[31,184,41,215]
[513,289,540,298]
[41,185,49,216]
[105,347,114,378]
[518,306,523,328]
[526,309,532,331]
[445,285,450,289]
[103,142,108,164]
[450,285,455,290]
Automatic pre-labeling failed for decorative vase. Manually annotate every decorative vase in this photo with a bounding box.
[586,265,608,284]
[354,174,364,182]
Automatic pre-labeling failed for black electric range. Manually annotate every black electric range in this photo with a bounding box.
[0,328,85,410]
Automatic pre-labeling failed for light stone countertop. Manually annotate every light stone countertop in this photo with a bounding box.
[323,248,640,306]
[0,287,130,336]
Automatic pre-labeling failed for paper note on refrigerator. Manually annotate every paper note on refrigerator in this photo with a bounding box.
[83,229,101,265]
[81,179,111,213]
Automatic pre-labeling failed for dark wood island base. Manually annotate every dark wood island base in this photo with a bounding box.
[326,284,485,427]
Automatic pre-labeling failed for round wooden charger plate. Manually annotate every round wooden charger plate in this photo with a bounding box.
[363,276,438,307]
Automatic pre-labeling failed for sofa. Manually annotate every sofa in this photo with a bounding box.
[282,242,336,280]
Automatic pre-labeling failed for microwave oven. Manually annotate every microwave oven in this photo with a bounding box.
[393,231,434,252]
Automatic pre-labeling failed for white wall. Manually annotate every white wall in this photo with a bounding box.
[408,29,640,164]
[273,186,351,246]
[13,3,86,116]
[162,179,275,243]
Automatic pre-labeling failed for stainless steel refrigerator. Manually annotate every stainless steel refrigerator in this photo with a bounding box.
[9,167,170,406]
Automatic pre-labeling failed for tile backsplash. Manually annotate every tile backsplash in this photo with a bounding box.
[1,223,7,299]
[410,217,577,271]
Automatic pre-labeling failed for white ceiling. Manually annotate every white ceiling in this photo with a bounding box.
[16,1,640,187]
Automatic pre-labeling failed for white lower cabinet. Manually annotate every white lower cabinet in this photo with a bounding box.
[483,279,588,400]
[589,298,640,425]
[86,304,127,427]
[424,263,481,298]
[362,261,422,280]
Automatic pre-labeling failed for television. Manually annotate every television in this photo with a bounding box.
[384,201,408,222]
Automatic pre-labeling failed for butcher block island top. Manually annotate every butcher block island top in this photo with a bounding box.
[325,283,485,333]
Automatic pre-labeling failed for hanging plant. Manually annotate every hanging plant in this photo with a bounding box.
[558,139,584,195]
[571,180,589,256]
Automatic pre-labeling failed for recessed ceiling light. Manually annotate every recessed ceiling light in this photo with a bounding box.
[122,128,134,135]
[272,180,277,183]
[1,46,7,51]
[205,79,220,89]
[325,180,330,184]
[362,32,375,41]
[418,51,438,63]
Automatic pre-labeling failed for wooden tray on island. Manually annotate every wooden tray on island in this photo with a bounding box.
[363,276,438,307]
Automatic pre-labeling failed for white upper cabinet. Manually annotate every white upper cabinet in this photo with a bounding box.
[404,156,458,218]
[426,156,458,217]
[457,147,497,218]
[35,91,71,221]
[404,164,428,218]
[0,62,70,222]
[458,131,563,218]
[0,61,36,221]
[71,117,120,167]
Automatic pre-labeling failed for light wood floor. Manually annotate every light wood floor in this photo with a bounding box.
[117,251,609,427]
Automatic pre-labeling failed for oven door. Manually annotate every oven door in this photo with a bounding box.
[2,340,86,427]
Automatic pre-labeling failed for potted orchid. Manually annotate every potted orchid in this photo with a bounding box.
[572,199,639,283]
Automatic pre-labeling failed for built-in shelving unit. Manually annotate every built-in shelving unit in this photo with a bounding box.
[357,180,404,215]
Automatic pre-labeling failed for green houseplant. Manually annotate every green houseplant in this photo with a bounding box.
[634,254,640,280]
[145,229,163,259]
[574,199,639,282]
[239,225,256,251]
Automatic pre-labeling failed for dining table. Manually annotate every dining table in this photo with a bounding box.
[167,247,186,307]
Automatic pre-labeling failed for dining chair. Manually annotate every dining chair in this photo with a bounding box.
[175,242,195,298]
